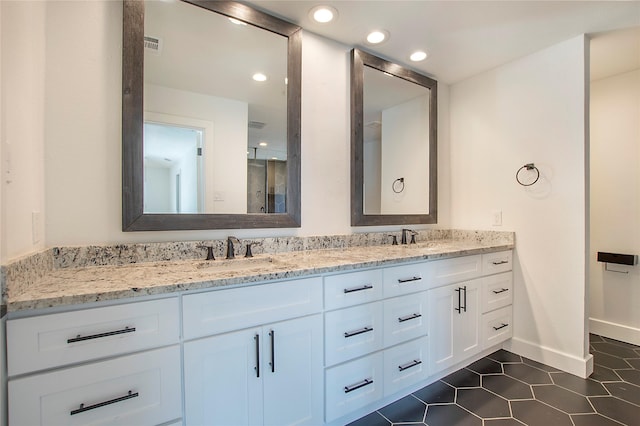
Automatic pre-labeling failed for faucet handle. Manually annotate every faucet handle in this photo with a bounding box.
[387,234,398,245]
[245,241,262,258]
[197,245,215,261]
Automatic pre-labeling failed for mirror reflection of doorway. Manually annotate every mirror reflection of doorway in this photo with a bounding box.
[143,121,204,213]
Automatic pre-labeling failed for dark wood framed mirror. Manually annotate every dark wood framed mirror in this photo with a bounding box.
[351,48,438,226]
[122,0,301,231]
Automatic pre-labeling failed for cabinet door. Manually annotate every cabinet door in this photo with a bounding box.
[455,279,481,360]
[428,279,481,374]
[263,315,323,426]
[428,285,456,373]
[184,328,263,426]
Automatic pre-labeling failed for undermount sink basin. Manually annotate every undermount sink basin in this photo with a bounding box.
[193,256,276,272]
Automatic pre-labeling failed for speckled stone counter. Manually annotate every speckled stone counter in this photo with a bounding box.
[3,230,514,313]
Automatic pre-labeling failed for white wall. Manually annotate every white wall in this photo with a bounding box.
[1,1,46,263]
[449,35,592,377]
[589,69,640,345]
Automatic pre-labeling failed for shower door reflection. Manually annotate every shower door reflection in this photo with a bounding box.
[247,159,287,213]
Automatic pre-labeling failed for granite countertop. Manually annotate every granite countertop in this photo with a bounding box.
[6,236,514,313]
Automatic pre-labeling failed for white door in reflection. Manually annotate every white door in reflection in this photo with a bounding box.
[144,122,204,213]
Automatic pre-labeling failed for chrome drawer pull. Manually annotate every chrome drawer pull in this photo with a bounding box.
[398,313,422,323]
[492,288,509,294]
[344,284,374,294]
[67,326,135,344]
[398,359,422,372]
[493,323,509,331]
[397,276,421,283]
[344,326,373,338]
[344,378,373,393]
[70,390,138,416]
[492,260,509,265]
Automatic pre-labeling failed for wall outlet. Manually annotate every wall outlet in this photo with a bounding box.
[491,210,503,226]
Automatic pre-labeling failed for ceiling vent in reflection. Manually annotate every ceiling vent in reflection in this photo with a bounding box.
[144,36,162,54]
[248,121,266,129]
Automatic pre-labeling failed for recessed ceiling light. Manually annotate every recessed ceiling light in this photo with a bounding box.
[228,17,247,26]
[271,157,278,160]
[252,73,267,82]
[309,5,337,23]
[259,142,268,147]
[366,30,388,44]
[410,51,428,62]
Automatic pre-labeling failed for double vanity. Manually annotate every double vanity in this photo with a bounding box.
[3,230,514,425]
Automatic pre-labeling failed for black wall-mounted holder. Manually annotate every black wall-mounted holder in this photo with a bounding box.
[597,251,638,274]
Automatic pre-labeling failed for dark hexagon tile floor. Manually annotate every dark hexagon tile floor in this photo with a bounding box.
[348,334,640,426]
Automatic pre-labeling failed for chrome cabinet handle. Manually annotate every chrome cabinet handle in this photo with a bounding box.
[344,378,373,393]
[397,276,421,283]
[344,327,373,338]
[493,323,509,331]
[254,334,260,378]
[492,288,509,294]
[343,284,373,294]
[492,260,509,265]
[67,326,135,344]
[70,390,138,416]
[269,330,275,373]
[398,359,422,372]
[398,313,422,323]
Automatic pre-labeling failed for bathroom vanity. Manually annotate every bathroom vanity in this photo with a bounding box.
[3,232,513,425]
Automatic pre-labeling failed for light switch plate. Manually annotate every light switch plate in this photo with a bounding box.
[492,210,502,226]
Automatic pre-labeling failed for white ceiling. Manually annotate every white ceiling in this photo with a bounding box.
[248,0,640,84]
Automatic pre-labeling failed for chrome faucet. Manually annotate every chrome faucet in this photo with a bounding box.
[226,236,240,259]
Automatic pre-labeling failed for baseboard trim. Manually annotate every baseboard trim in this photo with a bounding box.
[589,318,640,346]
[503,337,594,378]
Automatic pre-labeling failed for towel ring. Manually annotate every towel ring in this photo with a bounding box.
[392,177,405,193]
[516,163,539,186]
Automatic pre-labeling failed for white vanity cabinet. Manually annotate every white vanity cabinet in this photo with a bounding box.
[324,265,431,423]
[182,277,324,426]
[6,298,182,425]
[428,278,482,373]
[428,251,513,376]
[184,315,323,426]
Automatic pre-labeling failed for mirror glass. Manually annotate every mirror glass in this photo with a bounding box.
[351,49,437,226]
[122,0,301,230]
[363,65,431,215]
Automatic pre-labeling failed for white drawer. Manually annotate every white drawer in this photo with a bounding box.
[383,262,431,297]
[325,352,383,422]
[482,251,513,275]
[183,277,322,340]
[481,272,513,313]
[325,302,383,366]
[324,269,383,310]
[383,292,429,347]
[8,345,182,426]
[7,297,180,376]
[383,337,429,397]
[482,305,513,349]
[428,255,482,287]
